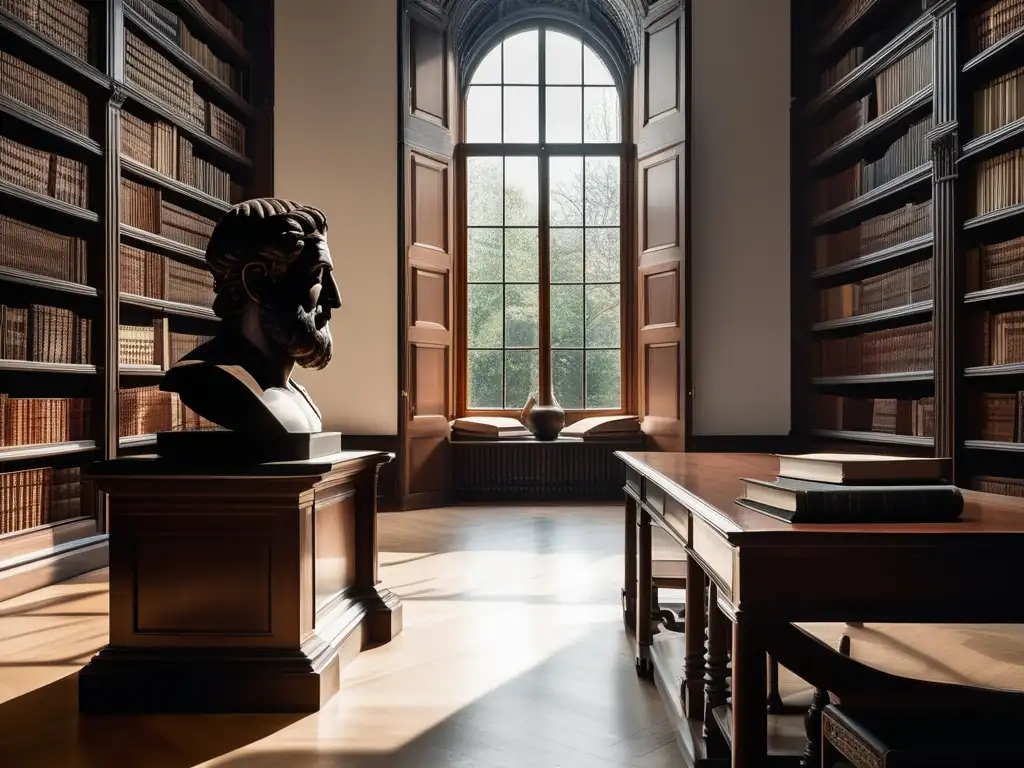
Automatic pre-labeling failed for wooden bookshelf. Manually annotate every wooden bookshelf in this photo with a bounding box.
[794,0,1024,499]
[0,0,271,597]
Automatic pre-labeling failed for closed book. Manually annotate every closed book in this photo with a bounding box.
[737,476,964,524]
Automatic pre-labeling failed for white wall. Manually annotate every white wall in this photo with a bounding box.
[274,0,399,435]
[690,0,792,435]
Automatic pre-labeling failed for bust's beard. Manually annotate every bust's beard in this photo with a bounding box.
[259,301,333,371]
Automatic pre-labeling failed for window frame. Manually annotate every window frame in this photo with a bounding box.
[454,21,635,421]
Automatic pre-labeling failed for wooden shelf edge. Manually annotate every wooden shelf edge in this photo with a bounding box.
[0,95,102,156]
[964,202,1024,231]
[120,155,232,214]
[805,12,932,118]
[964,282,1024,305]
[0,179,98,223]
[0,266,98,297]
[0,7,110,90]
[123,5,253,118]
[811,234,933,280]
[119,364,164,376]
[0,440,99,463]
[0,359,96,374]
[964,439,1024,453]
[169,0,250,65]
[810,87,933,170]
[120,225,207,267]
[120,292,218,321]
[0,533,108,604]
[962,26,1024,75]
[812,371,934,385]
[812,300,933,332]
[812,164,932,230]
[810,429,934,447]
[119,433,157,448]
[960,117,1024,162]
[964,363,1024,378]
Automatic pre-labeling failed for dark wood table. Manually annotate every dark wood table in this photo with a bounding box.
[616,451,1024,768]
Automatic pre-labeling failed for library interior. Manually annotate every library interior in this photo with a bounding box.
[2,0,1024,766]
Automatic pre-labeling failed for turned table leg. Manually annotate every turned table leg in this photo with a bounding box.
[623,492,637,631]
[635,500,654,677]
[703,582,729,748]
[683,558,707,718]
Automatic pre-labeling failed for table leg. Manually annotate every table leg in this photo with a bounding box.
[703,583,729,742]
[683,557,706,718]
[635,501,653,678]
[730,615,768,768]
[623,492,637,632]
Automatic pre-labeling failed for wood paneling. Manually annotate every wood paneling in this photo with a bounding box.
[413,268,448,328]
[412,155,449,251]
[635,0,689,451]
[410,17,448,128]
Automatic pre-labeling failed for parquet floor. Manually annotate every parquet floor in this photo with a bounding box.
[0,503,686,768]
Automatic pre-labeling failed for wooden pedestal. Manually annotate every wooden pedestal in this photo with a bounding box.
[78,449,401,714]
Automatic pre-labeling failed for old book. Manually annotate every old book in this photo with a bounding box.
[450,416,530,438]
[775,453,952,485]
[737,476,964,524]
[560,414,641,440]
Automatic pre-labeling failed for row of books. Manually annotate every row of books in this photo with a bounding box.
[970,309,1024,367]
[967,0,1024,57]
[118,319,210,368]
[119,385,215,437]
[812,115,932,216]
[875,38,932,116]
[0,215,88,285]
[973,147,1024,218]
[817,259,931,323]
[812,201,931,271]
[122,110,241,204]
[972,391,1024,442]
[812,394,935,437]
[0,0,89,62]
[121,178,218,251]
[1,135,88,209]
[0,303,91,365]
[819,45,865,95]
[973,474,1024,497]
[0,465,82,536]
[0,395,90,447]
[119,243,216,308]
[0,50,89,137]
[966,234,1024,293]
[813,0,875,47]
[973,66,1024,139]
[812,320,933,378]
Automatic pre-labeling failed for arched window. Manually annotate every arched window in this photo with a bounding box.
[462,25,626,412]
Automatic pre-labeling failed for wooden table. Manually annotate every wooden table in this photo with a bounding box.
[616,451,1024,768]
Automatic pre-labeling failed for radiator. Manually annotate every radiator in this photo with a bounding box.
[451,437,646,501]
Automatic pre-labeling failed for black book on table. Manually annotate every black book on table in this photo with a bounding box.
[736,476,964,524]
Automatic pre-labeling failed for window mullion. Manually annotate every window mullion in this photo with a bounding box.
[538,26,552,402]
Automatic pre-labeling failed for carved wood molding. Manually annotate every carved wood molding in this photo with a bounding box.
[822,714,883,768]
[108,84,128,109]
[927,121,959,182]
[927,0,957,19]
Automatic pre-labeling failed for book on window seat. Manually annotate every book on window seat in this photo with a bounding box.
[450,416,531,440]
[775,453,952,485]
[559,415,641,441]
[736,476,964,524]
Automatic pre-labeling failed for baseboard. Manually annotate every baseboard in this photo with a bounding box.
[0,534,108,603]
[689,433,802,454]
[342,434,400,509]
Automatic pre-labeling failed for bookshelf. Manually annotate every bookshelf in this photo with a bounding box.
[0,0,271,594]
[794,0,1024,497]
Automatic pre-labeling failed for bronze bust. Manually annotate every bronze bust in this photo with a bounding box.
[160,198,341,435]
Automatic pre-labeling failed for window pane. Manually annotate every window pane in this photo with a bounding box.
[546,30,582,84]
[584,87,621,143]
[550,227,584,283]
[505,228,538,282]
[585,284,619,348]
[583,45,615,85]
[503,86,539,143]
[468,284,503,347]
[467,157,503,226]
[553,350,584,409]
[549,156,583,226]
[466,86,502,143]
[585,156,620,226]
[586,228,620,282]
[586,350,621,408]
[468,228,503,282]
[505,156,538,225]
[505,283,538,347]
[468,350,503,409]
[505,350,538,408]
[551,284,584,348]
[545,87,582,143]
[472,44,502,85]
[503,30,538,84]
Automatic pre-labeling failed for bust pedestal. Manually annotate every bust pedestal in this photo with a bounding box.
[78,449,401,713]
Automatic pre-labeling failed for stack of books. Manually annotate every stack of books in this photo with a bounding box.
[736,453,964,524]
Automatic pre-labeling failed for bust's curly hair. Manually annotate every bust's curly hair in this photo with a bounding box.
[205,198,328,319]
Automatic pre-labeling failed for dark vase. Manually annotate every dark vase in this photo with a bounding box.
[528,391,565,441]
